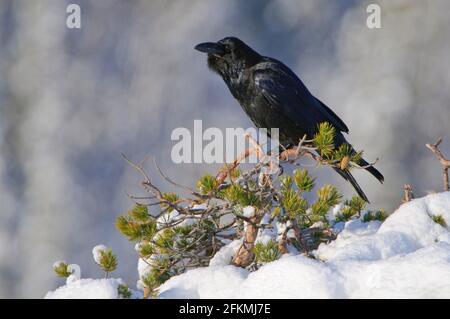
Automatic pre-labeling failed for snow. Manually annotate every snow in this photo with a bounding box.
[46,192,450,298]
[158,192,450,299]
[137,257,151,278]
[92,244,108,264]
[65,264,81,284]
[53,260,66,269]
[237,255,344,298]
[45,278,128,299]
[242,206,256,218]
[209,240,242,267]
[158,266,249,299]
[136,257,152,290]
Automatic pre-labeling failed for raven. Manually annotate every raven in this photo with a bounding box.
[195,37,383,202]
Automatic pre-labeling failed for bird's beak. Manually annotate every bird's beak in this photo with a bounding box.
[194,42,225,55]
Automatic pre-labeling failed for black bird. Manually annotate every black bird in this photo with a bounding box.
[195,37,383,202]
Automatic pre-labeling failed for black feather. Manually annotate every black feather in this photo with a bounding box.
[333,167,370,203]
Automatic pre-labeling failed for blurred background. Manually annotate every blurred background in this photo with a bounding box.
[1,0,450,298]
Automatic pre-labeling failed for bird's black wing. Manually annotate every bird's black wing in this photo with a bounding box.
[314,97,349,133]
[254,60,349,134]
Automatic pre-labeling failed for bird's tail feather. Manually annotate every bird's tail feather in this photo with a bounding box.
[359,158,384,183]
[332,167,369,203]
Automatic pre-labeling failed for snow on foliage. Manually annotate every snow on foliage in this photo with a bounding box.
[46,192,450,298]
[92,245,108,264]
[242,206,256,218]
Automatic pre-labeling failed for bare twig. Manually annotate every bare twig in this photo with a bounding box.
[403,184,414,203]
[121,153,163,199]
[153,158,197,195]
[216,146,257,184]
[426,138,450,191]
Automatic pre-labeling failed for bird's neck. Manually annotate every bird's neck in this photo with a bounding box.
[222,55,260,85]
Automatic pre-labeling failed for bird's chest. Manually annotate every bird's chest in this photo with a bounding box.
[229,77,303,145]
[231,82,273,125]
[227,71,249,99]
[228,73,259,108]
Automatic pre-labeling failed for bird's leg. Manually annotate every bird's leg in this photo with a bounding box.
[279,135,311,162]
[279,148,300,161]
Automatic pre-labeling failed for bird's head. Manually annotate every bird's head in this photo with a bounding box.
[195,37,261,77]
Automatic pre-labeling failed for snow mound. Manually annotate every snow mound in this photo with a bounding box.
[158,192,450,298]
[45,278,126,299]
[159,266,249,299]
[236,254,344,298]
[45,192,450,298]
